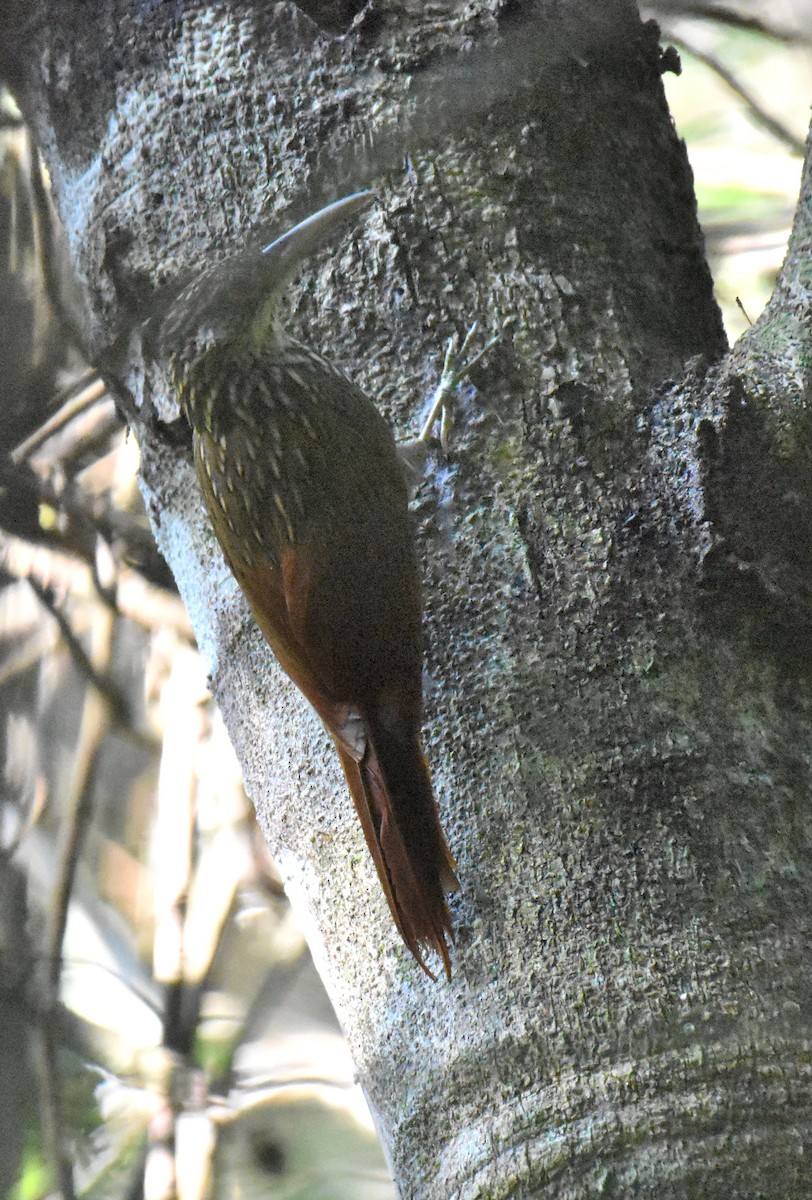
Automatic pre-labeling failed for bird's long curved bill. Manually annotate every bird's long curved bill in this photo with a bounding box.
[261,190,375,281]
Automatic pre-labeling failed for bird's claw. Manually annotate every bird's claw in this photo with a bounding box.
[417,322,500,450]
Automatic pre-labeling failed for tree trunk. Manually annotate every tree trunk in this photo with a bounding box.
[7,0,812,1193]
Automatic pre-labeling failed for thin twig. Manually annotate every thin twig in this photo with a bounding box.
[3,442,181,613]
[11,375,108,465]
[33,600,117,1200]
[44,605,116,996]
[0,532,193,640]
[669,33,806,156]
[736,296,753,326]
[27,577,129,723]
[657,4,809,46]
[31,1022,77,1200]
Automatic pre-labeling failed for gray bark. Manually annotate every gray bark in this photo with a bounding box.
[7,0,812,1194]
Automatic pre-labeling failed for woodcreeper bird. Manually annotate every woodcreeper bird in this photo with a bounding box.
[159,192,458,977]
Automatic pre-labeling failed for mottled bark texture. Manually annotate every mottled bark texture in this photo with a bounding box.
[7,0,812,1193]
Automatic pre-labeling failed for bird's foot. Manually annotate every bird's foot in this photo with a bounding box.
[399,323,499,486]
[417,321,500,450]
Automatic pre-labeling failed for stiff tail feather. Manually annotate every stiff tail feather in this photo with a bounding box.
[335,721,458,979]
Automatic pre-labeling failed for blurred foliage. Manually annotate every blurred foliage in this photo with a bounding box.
[0,4,810,1196]
[651,1,810,338]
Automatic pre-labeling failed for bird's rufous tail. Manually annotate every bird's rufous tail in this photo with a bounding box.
[335,717,457,978]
